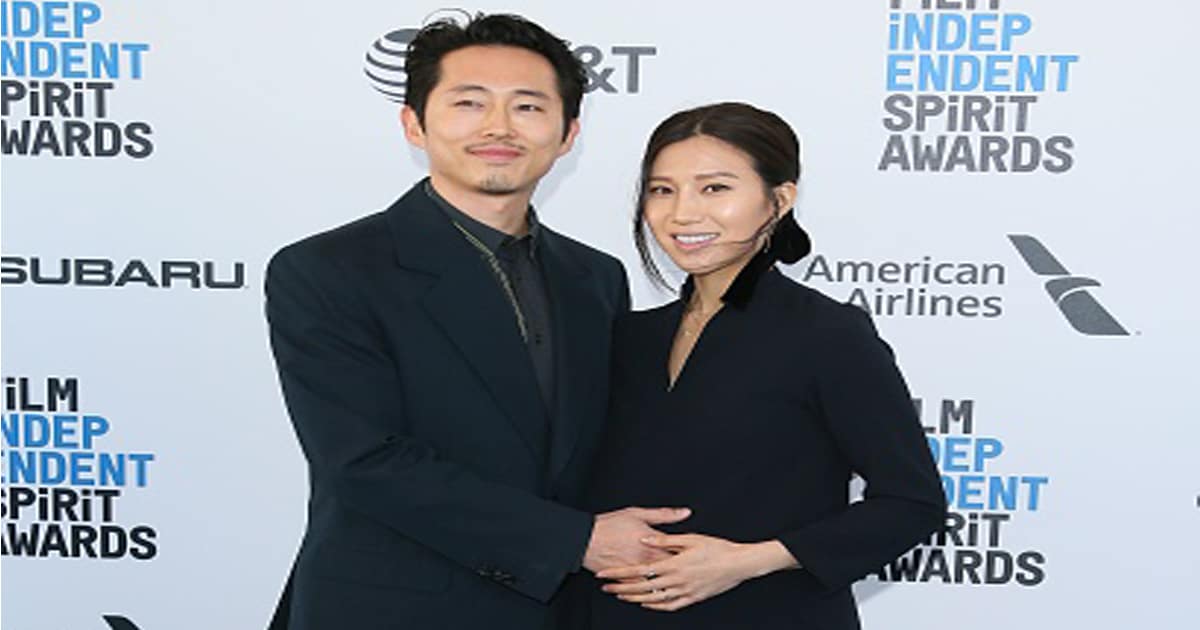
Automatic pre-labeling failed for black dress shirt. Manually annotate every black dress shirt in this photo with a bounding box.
[424,181,556,411]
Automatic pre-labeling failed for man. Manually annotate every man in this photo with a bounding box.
[265,13,688,629]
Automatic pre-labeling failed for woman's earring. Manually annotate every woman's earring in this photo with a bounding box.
[767,212,784,253]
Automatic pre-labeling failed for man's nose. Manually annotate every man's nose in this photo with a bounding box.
[481,104,515,138]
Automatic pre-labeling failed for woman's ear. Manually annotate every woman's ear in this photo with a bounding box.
[773,182,798,216]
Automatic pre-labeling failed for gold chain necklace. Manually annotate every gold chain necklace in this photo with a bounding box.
[680,298,721,337]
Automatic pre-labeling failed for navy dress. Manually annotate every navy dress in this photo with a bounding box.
[577,260,945,630]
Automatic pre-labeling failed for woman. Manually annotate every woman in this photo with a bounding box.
[579,103,946,629]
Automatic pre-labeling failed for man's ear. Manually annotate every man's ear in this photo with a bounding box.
[401,105,426,148]
[557,118,581,157]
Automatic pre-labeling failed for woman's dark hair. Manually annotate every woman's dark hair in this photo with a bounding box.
[633,102,804,289]
[404,13,586,139]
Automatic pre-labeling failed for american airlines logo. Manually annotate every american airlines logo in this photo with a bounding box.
[1008,235,1128,336]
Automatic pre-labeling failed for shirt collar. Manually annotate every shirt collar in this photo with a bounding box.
[424,179,540,256]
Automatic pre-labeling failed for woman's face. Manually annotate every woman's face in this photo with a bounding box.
[643,135,783,280]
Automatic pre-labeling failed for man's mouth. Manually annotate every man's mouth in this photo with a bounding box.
[468,145,523,160]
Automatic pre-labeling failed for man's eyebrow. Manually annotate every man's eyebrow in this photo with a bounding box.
[443,85,551,100]
[513,89,551,99]
[445,84,488,94]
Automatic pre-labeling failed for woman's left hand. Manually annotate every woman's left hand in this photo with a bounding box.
[595,534,795,612]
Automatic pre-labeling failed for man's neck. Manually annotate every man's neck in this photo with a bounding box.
[428,175,532,237]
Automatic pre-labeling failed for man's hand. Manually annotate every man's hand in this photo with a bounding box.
[582,507,691,573]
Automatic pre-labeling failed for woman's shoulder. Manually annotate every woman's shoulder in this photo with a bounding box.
[615,300,678,338]
[763,269,873,333]
[757,274,897,374]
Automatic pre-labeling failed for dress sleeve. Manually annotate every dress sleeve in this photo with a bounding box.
[776,305,946,591]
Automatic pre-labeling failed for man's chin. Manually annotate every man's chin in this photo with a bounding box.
[476,175,524,196]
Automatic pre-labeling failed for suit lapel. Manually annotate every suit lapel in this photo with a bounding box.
[385,183,549,461]
[540,233,606,481]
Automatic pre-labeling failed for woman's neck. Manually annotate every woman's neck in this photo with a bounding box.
[689,256,753,313]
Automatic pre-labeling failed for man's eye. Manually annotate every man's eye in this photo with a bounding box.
[454,100,482,108]
[516,103,545,112]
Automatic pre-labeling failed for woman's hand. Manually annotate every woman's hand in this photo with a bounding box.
[595,534,797,612]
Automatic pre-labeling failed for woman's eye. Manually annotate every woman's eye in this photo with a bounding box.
[703,183,731,193]
[647,186,674,196]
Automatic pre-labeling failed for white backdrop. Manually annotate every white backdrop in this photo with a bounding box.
[2,1,1198,628]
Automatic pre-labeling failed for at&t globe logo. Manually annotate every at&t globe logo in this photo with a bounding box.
[363,28,419,103]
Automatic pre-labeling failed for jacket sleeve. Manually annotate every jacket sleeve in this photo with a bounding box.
[776,305,946,591]
[265,245,593,603]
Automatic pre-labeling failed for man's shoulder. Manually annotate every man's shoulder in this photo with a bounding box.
[540,226,622,274]
[541,228,629,305]
[270,210,391,275]
[270,184,430,273]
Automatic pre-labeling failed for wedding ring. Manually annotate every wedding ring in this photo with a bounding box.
[644,571,657,580]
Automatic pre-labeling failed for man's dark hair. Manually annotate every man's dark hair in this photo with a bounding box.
[633,102,802,289]
[404,13,586,138]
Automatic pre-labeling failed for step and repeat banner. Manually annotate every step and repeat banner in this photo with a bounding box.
[2,1,1197,628]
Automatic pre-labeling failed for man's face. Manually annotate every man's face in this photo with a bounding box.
[402,45,579,198]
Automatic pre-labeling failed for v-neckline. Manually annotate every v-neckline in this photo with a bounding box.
[662,261,777,393]
[664,302,726,393]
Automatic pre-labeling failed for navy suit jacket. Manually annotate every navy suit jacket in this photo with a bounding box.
[265,181,628,629]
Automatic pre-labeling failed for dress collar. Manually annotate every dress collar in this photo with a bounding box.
[679,248,776,311]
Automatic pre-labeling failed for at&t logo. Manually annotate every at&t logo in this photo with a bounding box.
[362,26,656,101]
